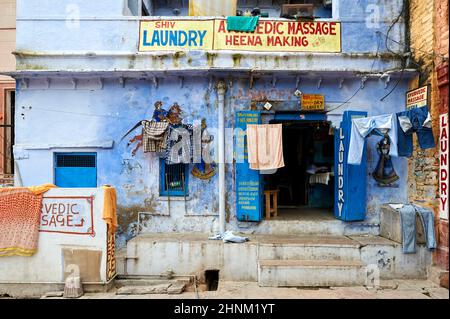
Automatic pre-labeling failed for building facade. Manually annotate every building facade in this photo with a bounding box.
[2,0,447,287]
[0,0,16,183]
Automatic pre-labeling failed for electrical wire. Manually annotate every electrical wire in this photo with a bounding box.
[326,32,382,113]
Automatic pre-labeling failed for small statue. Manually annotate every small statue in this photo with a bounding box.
[373,134,399,185]
[63,264,83,298]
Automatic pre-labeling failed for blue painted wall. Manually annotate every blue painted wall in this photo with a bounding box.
[12,0,414,246]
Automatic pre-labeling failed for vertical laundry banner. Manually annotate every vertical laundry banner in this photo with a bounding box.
[440,113,449,220]
[139,20,214,51]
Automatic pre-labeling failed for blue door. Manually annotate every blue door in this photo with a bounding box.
[334,111,367,221]
[54,153,97,188]
[235,111,263,221]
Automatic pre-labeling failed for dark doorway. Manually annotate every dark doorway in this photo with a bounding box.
[204,270,219,291]
[263,120,335,219]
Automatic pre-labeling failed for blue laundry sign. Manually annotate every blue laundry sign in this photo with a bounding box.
[334,111,367,221]
[235,111,263,222]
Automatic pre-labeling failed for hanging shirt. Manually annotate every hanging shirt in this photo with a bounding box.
[247,124,285,170]
[396,106,435,157]
[348,114,398,165]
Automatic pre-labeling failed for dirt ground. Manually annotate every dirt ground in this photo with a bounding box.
[34,279,448,300]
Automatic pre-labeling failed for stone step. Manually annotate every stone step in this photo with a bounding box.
[258,259,366,287]
[115,281,187,295]
[257,235,361,261]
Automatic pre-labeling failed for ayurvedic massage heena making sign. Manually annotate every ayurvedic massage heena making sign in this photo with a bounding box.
[139,19,341,53]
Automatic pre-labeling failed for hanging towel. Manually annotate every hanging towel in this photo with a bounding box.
[247,124,285,170]
[226,16,260,32]
[348,114,398,165]
[0,184,56,257]
[102,186,118,234]
[189,0,237,16]
[142,120,169,153]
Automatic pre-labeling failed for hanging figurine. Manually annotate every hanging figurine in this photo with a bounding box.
[192,118,217,180]
[373,134,399,186]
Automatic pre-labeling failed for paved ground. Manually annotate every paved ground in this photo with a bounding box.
[37,279,448,299]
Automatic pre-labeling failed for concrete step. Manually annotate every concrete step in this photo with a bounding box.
[258,259,365,287]
[257,235,361,261]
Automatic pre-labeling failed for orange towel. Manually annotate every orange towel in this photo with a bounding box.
[247,124,285,170]
[0,184,56,257]
[102,186,118,234]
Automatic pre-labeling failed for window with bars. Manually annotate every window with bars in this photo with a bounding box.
[159,159,189,196]
[54,153,97,188]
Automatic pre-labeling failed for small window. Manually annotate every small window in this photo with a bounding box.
[159,159,189,196]
[54,153,97,188]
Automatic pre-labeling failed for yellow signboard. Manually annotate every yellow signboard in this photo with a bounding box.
[214,19,341,53]
[301,94,325,111]
[139,20,341,53]
[139,20,214,51]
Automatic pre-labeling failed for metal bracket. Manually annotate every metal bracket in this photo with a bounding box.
[179,76,184,88]
[20,79,29,89]
[339,78,345,89]
[45,78,51,89]
[152,76,158,89]
[360,76,368,89]
[272,75,277,88]
[317,77,322,89]
[249,74,254,89]
[296,75,301,89]
[119,77,126,88]
[98,78,104,89]
[71,78,78,89]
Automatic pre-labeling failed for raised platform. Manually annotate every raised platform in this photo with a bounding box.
[120,233,433,287]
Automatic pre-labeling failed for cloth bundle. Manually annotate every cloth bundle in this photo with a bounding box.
[209,231,250,243]
[142,120,170,153]
[102,185,118,234]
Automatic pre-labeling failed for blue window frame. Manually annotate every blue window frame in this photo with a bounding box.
[54,152,97,188]
[159,159,189,196]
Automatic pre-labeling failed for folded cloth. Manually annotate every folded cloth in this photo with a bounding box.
[142,120,169,153]
[348,114,398,165]
[226,16,260,32]
[208,231,249,243]
[309,172,331,185]
[0,184,55,257]
[102,186,118,233]
[247,124,285,170]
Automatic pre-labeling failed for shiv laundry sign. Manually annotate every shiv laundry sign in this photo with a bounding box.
[140,20,214,51]
[139,19,341,53]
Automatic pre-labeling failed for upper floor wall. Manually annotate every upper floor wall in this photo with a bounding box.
[14,0,407,74]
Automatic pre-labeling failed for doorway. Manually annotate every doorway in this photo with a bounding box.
[263,120,335,220]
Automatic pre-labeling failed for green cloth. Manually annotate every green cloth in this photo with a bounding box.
[226,16,260,32]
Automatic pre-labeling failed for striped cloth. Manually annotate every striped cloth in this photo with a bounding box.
[188,0,237,16]
[142,120,170,153]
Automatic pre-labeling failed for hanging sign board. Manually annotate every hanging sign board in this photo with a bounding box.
[213,19,341,52]
[139,19,342,53]
[301,94,325,111]
[139,20,215,51]
[406,85,429,109]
